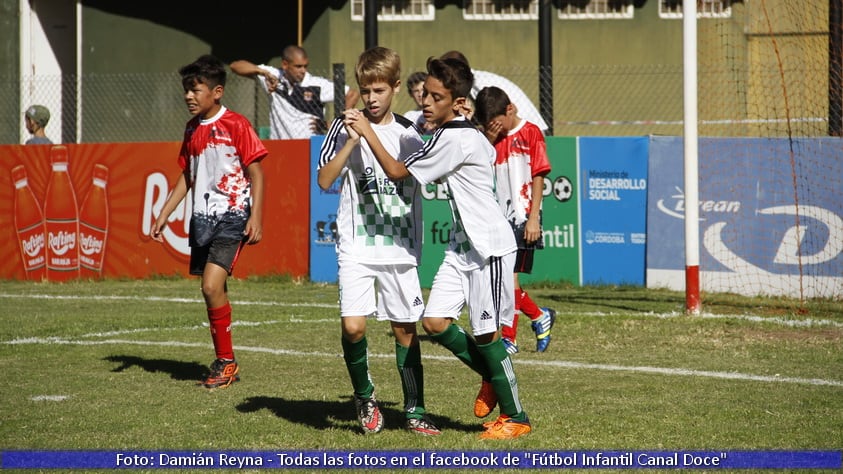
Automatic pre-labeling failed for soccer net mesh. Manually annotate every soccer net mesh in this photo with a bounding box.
[695,0,842,306]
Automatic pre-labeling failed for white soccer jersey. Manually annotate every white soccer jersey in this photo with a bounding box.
[405,116,517,266]
[318,113,424,265]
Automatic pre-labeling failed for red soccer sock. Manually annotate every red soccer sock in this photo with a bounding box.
[502,313,519,341]
[519,289,543,321]
[207,303,234,360]
[502,289,523,342]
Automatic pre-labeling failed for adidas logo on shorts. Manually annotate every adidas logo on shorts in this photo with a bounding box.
[480,310,492,320]
[413,296,423,306]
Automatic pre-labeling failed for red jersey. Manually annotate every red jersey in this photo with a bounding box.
[179,106,267,247]
[493,119,551,225]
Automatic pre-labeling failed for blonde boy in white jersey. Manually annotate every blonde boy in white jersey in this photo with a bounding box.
[317,46,439,436]
[345,55,531,440]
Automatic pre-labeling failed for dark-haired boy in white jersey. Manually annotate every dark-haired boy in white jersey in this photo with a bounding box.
[346,55,531,439]
[318,46,440,436]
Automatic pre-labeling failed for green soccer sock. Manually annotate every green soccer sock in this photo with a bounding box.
[477,338,528,422]
[429,323,491,380]
[342,336,374,399]
[395,342,425,419]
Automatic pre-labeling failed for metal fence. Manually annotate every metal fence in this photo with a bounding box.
[2,62,830,145]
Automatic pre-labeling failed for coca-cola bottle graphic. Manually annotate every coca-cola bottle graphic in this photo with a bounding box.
[44,145,80,281]
[11,165,47,281]
[79,164,109,279]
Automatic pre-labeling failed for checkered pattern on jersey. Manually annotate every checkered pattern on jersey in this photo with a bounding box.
[355,180,417,249]
[449,196,472,255]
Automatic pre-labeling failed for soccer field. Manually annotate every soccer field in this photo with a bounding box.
[1,278,840,471]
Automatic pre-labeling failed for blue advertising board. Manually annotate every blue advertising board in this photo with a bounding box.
[647,136,843,298]
[578,137,649,285]
[308,136,339,283]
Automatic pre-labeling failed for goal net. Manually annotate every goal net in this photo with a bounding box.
[694,0,842,304]
[645,1,841,310]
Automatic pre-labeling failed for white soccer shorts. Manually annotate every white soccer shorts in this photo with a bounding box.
[424,252,516,336]
[337,259,425,323]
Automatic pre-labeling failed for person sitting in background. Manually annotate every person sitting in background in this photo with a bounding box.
[24,105,53,145]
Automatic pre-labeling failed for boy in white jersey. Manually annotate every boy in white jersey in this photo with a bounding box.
[475,86,556,354]
[151,55,266,389]
[346,55,531,439]
[317,46,440,436]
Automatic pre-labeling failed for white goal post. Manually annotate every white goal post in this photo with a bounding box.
[683,0,701,314]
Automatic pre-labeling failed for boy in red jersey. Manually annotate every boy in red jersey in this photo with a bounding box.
[474,86,556,354]
[151,55,267,389]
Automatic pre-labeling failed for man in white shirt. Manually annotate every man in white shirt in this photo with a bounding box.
[231,46,359,139]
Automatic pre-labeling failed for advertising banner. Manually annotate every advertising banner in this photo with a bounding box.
[647,136,843,298]
[578,137,648,285]
[418,183,452,288]
[308,135,340,283]
[419,137,581,287]
[519,136,580,285]
[1,141,309,281]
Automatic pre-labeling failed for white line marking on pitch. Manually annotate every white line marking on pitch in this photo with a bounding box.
[7,337,843,388]
[29,395,71,402]
[0,293,338,309]
[1,293,841,328]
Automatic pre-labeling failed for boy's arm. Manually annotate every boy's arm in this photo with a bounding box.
[230,60,279,93]
[524,173,546,245]
[244,161,265,245]
[317,120,359,190]
[150,171,189,242]
[345,109,411,181]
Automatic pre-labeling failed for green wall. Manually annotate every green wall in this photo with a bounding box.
[310,1,750,134]
[3,1,829,144]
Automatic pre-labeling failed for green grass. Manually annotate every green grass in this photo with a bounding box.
[0,278,841,472]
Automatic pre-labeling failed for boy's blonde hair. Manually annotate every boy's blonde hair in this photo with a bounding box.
[355,46,401,87]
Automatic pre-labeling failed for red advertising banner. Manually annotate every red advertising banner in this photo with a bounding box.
[1,141,310,281]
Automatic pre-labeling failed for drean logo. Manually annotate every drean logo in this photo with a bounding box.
[657,186,740,220]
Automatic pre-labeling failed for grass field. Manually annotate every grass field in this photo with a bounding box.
[1,277,841,472]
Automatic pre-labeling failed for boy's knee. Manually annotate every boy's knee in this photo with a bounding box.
[341,318,367,342]
[422,317,449,336]
[201,280,225,300]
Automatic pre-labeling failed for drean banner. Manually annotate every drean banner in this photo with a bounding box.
[647,136,843,299]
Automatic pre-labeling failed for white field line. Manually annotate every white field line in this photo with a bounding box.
[29,395,71,402]
[0,293,338,309]
[3,293,842,388]
[6,336,843,388]
[1,292,841,328]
